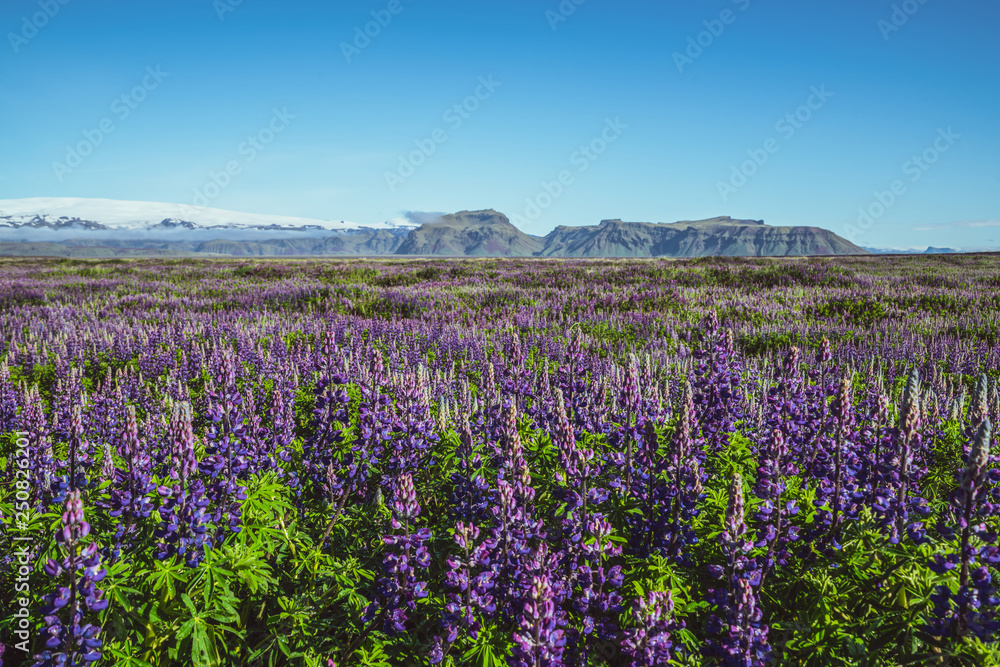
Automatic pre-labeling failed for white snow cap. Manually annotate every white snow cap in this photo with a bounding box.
[0,197,416,232]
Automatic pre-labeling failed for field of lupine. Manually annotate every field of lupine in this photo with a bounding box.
[2,254,1000,667]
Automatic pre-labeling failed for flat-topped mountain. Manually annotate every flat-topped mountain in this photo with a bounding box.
[535,216,864,257]
[391,212,865,257]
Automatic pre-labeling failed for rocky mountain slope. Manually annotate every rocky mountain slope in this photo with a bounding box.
[537,217,866,257]
[394,210,543,256]
[193,229,407,256]
[0,199,867,257]
[0,229,409,258]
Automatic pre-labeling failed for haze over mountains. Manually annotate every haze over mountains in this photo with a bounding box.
[0,198,868,258]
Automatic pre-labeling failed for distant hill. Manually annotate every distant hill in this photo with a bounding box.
[863,246,962,255]
[0,199,867,258]
[390,212,865,258]
[0,229,410,258]
[536,217,866,258]
[194,229,407,256]
[394,210,543,257]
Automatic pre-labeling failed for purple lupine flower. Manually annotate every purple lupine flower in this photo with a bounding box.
[488,442,547,622]
[32,490,108,666]
[619,354,641,490]
[817,337,832,364]
[20,383,55,508]
[449,420,490,526]
[572,514,624,655]
[428,636,446,664]
[495,401,528,480]
[155,403,212,567]
[60,408,92,504]
[692,315,745,453]
[304,364,354,502]
[893,369,922,540]
[553,383,613,659]
[442,520,496,644]
[512,557,567,667]
[381,366,439,487]
[552,388,578,474]
[922,420,1000,639]
[622,591,682,666]
[753,429,799,586]
[552,387,601,558]
[367,472,431,634]
[107,406,155,560]
[832,376,854,520]
[267,384,295,455]
[200,371,252,540]
[647,379,704,563]
[706,474,770,666]
[353,348,395,500]
[0,362,19,434]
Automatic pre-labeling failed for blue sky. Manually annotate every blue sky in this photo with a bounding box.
[1,0,997,249]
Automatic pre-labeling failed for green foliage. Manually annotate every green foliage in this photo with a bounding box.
[810,297,890,326]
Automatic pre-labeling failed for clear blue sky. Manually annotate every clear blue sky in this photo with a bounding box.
[1,0,998,249]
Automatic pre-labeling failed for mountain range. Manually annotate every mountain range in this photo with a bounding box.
[0,197,414,233]
[0,198,868,258]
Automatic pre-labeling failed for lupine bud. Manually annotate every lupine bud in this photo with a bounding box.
[818,337,832,363]
[725,473,746,541]
[967,420,993,487]
[949,398,962,423]
[900,369,921,434]
[552,388,577,468]
[971,374,989,428]
[834,376,854,436]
